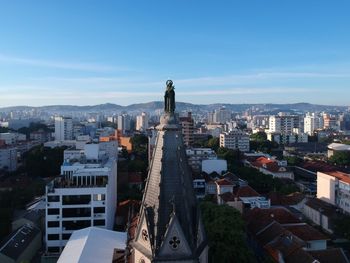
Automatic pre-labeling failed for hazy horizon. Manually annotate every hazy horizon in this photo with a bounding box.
[1,100,349,109]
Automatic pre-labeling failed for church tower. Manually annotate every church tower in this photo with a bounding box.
[130,80,208,263]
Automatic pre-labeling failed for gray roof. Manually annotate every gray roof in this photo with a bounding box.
[0,224,40,260]
[140,112,201,256]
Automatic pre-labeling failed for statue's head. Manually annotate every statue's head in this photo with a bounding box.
[166,80,173,88]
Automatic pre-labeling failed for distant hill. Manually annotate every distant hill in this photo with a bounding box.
[0,102,348,114]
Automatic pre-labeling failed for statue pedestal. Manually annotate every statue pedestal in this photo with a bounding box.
[157,113,180,131]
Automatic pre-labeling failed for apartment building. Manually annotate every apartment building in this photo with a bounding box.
[219,130,250,152]
[304,113,324,135]
[136,112,149,132]
[269,115,300,134]
[317,171,350,215]
[186,147,217,172]
[55,117,73,141]
[179,112,194,147]
[45,141,118,254]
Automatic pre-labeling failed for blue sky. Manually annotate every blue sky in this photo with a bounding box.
[0,1,350,106]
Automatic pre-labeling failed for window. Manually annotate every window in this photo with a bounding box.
[62,208,91,218]
[47,246,60,253]
[62,233,72,240]
[48,195,60,202]
[47,221,59,228]
[93,207,105,214]
[48,234,59,240]
[62,220,91,230]
[93,219,105,226]
[169,236,181,250]
[48,208,60,215]
[93,194,105,201]
[62,195,91,205]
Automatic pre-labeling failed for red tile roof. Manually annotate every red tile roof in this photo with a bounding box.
[215,178,234,186]
[326,171,350,184]
[233,185,260,198]
[251,157,289,173]
[245,207,301,235]
[284,224,329,241]
[268,192,305,206]
[220,185,261,202]
[309,248,349,263]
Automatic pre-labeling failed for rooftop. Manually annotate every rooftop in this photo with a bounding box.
[215,178,234,186]
[325,171,350,184]
[245,207,301,235]
[284,224,329,241]
[233,185,260,198]
[0,224,40,261]
[304,198,339,217]
[268,192,305,206]
[309,248,349,263]
[58,227,127,263]
[328,143,350,151]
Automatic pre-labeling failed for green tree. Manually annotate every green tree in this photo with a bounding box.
[329,151,350,166]
[17,122,53,138]
[207,137,220,151]
[284,156,302,166]
[217,147,241,170]
[334,216,350,239]
[25,145,66,177]
[101,121,117,129]
[200,202,254,263]
[130,134,148,157]
[250,132,267,142]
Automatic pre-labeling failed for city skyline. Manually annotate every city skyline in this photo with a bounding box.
[1,1,350,106]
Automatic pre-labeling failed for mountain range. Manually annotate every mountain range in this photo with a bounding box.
[0,102,348,114]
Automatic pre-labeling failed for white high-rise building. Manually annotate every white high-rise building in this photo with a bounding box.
[136,112,149,132]
[269,115,299,134]
[304,113,323,135]
[220,130,250,152]
[55,117,73,141]
[213,107,231,124]
[117,114,131,134]
[45,141,118,254]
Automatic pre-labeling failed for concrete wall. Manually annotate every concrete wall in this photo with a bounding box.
[317,172,336,205]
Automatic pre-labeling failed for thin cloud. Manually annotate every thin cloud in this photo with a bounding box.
[30,70,350,89]
[0,54,130,72]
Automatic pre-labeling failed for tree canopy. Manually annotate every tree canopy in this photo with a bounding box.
[24,145,66,177]
[329,151,350,166]
[200,201,254,263]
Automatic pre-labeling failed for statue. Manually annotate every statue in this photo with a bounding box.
[164,80,175,113]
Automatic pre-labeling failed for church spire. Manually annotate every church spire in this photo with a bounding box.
[130,80,208,263]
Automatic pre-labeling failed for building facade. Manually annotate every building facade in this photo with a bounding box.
[45,142,118,254]
[55,116,73,141]
[117,114,131,134]
[179,112,194,147]
[269,115,300,134]
[0,146,17,171]
[220,130,250,152]
[317,171,350,215]
[136,112,149,132]
[304,113,323,135]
